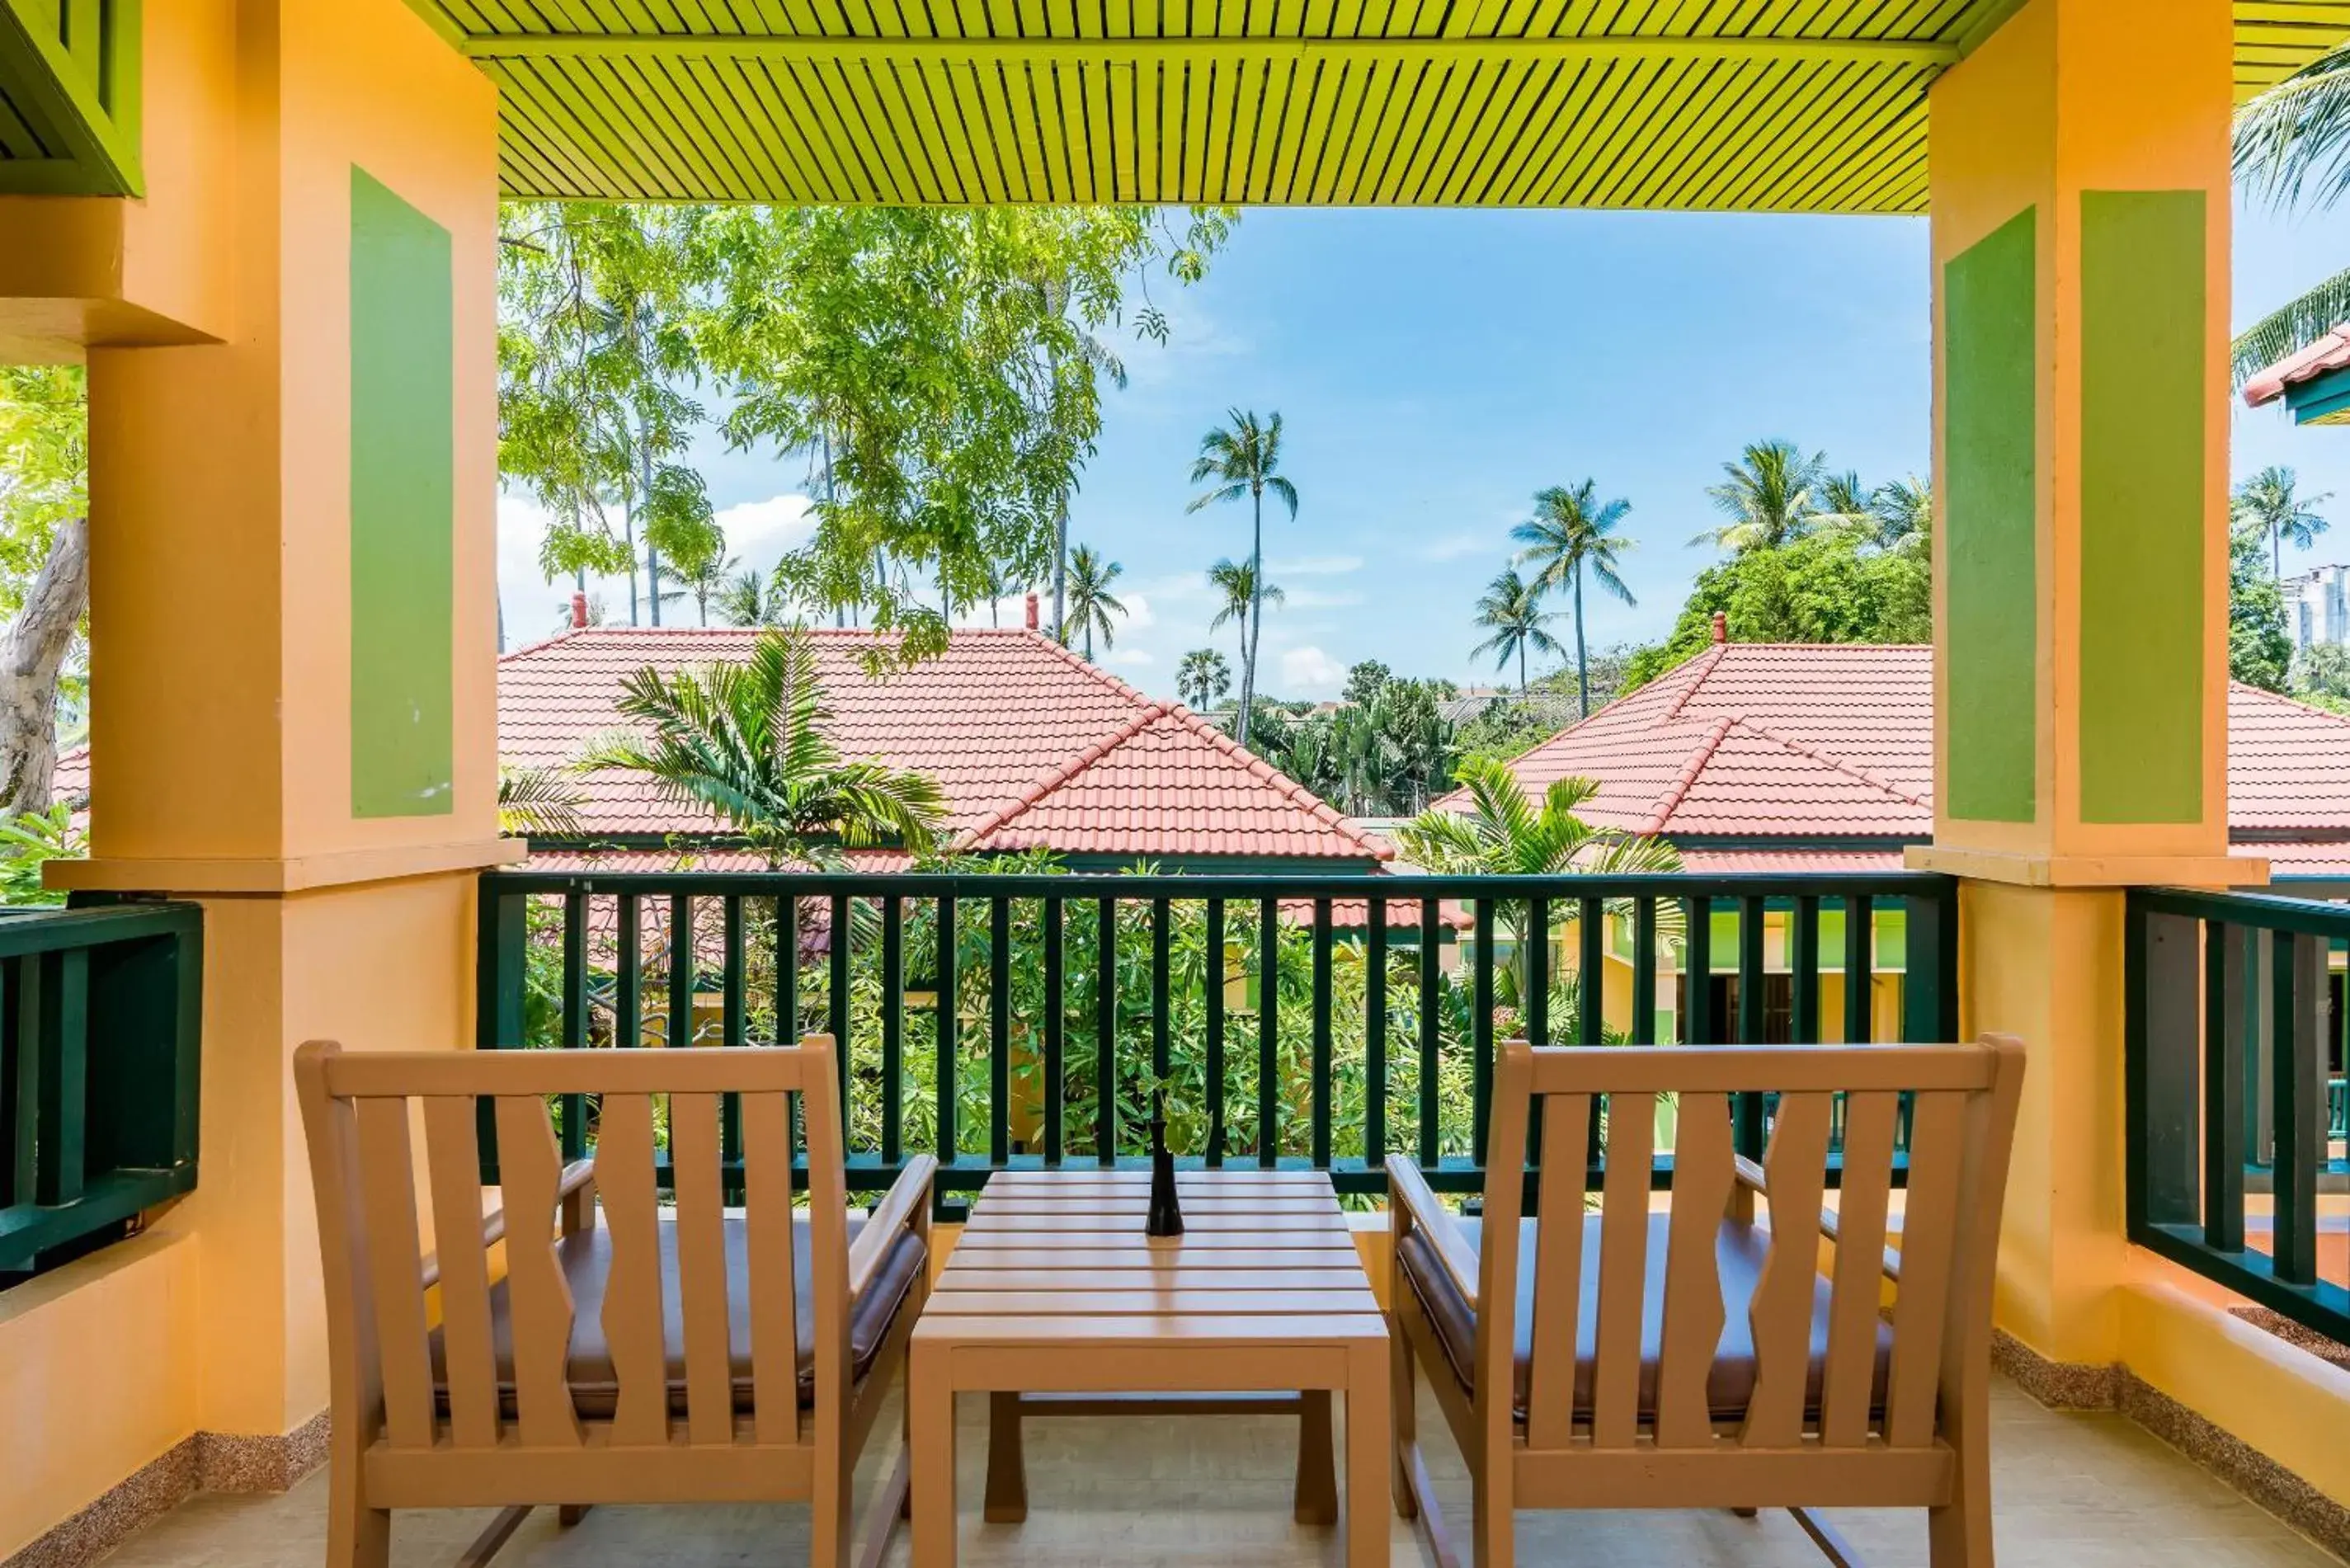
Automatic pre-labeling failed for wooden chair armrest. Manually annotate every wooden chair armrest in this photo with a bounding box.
[1385,1155,1477,1311]
[849,1155,936,1301]
[1734,1154,1768,1195]
[422,1158,595,1293]
[1818,1204,1903,1282]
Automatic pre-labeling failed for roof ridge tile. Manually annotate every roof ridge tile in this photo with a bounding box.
[1640,714,1735,834]
[1734,721,1932,808]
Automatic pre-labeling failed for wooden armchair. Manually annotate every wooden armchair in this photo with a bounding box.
[294,1035,935,1568]
[1387,1036,2024,1568]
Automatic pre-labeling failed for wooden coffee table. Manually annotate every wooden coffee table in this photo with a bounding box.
[907,1168,1391,1566]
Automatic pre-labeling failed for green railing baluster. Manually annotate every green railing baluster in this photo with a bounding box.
[30,949,87,1207]
[1259,894,1279,1169]
[936,894,958,1170]
[1043,895,1064,1165]
[1206,896,1227,1166]
[2273,928,2320,1285]
[1097,895,1117,1165]
[829,894,850,1128]
[560,891,586,1162]
[1684,896,1713,1046]
[617,892,642,1050]
[1312,898,1333,1170]
[1577,896,1603,1044]
[2202,919,2244,1254]
[722,894,745,1186]
[1365,897,1387,1171]
[1843,892,1872,1043]
[1524,895,1548,1177]
[1735,894,1766,1156]
[989,896,1010,1166]
[1417,897,1440,1170]
[777,895,798,1045]
[667,893,695,1048]
[1631,897,1657,1043]
[1791,893,1820,1043]
[881,894,903,1169]
[1473,898,1494,1167]
[1151,897,1171,1082]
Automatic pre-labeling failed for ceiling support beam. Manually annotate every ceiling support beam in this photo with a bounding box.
[455,31,1961,70]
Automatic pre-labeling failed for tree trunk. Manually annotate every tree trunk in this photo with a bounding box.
[642,440,662,628]
[0,516,90,813]
[1519,641,1528,695]
[1574,564,1589,718]
[822,427,846,630]
[1240,487,1263,751]
[1052,495,1069,643]
[2276,525,2284,584]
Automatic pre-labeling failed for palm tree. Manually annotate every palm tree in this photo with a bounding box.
[1870,476,1933,554]
[1471,567,1563,694]
[2233,45,2350,378]
[1513,482,1637,720]
[677,552,738,625]
[496,763,585,840]
[1208,557,1283,711]
[1693,440,1827,553]
[1394,758,1681,1007]
[2233,466,2334,581]
[1187,409,1298,751]
[1177,647,1232,711]
[574,626,947,864]
[716,567,789,628]
[1062,544,1127,661]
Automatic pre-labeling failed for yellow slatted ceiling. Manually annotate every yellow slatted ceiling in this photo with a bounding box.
[407,0,2350,210]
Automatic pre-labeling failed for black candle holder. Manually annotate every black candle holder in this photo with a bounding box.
[1146,1087,1184,1237]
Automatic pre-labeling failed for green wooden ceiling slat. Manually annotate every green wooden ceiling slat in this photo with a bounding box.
[1448,56,1558,202]
[1646,54,1799,208]
[1424,56,1523,203]
[1492,51,1604,203]
[698,53,809,195]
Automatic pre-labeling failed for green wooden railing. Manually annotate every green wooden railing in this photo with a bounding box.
[2127,887,2350,1344]
[0,899,201,1276]
[476,869,1958,1210]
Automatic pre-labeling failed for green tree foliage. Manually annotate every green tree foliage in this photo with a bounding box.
[1622,523,1932,690]
[716,568,791,628]
[1693,439,1828,553]
[1208,558,1282,725]
[2293,642,2350,714]
[2230,523,2295,693]
[700,206,1230,656]
[575,626,948,861]
[0,367,92,817]
[1394,758,1679,1006]
[1252,667,1458,816]
[0,368,84,614]
[1341,659,1392,708]
[1451,699,1566,778]
[0,803,82,906]
[1062,544,1127,661]
[1188,410,1297,750]
[2232,42,2350,376]
[496,764,586,840]
[1514,481,1637,718]
[497,204,722,624]
[1470,567,1562,693]
[1176,647,1232,710]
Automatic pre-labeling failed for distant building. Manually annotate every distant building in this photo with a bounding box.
[2284,563,2350,652]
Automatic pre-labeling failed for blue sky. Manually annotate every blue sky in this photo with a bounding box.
[499,195,2350,700]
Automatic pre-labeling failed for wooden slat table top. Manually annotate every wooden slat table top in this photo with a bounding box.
[920,1170,1382,1348]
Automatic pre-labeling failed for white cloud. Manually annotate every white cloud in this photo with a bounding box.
[1269,553,1365,577]
[1415,532,1492,563]
[1117,591,1156,631]
[713,493,817,565]
[1279,645,1346,695]
[1109,649,1156,667]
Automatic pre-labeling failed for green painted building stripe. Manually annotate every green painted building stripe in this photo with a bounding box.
[1942,206,2038,824]
[349,167,454,820]
[2079,190,2206,825]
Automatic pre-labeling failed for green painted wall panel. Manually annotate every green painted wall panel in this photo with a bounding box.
[349,167,454,818]
[1943,208,2039,823]
[2079,190,2205,824]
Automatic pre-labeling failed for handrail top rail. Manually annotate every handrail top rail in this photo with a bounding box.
[1512,1036,2012,1094]
[2131,884,2350,939]
[0,898,202,957]
[480,867,1953,901]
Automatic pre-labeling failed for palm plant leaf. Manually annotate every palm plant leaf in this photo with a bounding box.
[2233,262,2350,385]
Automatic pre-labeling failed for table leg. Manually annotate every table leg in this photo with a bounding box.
[982,1391,1029,1522]
[910,1344,957,1568]
[1293,1389,1338,1525]
[1344,1344,1392,1568]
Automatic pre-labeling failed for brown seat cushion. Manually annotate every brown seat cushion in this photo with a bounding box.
[431,1215,925,1420]
[1396,1212,1890,1426]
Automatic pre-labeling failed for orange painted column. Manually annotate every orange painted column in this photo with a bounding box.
[0,0,507,1531]
[1919,0,2244,1369]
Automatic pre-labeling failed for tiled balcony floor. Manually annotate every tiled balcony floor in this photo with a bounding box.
[97,1376,2335,1568]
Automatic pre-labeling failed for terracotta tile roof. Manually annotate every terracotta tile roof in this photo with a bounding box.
[2243,325,2350,409]
[495,626,1387,864]
[1443,642,2350,850]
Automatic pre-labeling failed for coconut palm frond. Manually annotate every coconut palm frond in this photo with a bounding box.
[2235,45,2350,214]
[497,764,587,839]
[2232,261,2350,386]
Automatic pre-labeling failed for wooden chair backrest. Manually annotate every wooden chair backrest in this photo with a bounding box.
[1478,1037,2023,1456]
[294,1038,850,1459]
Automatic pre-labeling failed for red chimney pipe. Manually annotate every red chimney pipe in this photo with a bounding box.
[1711,610,1728,645]
[1024,592,1039,632]
[572,591,590,630]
